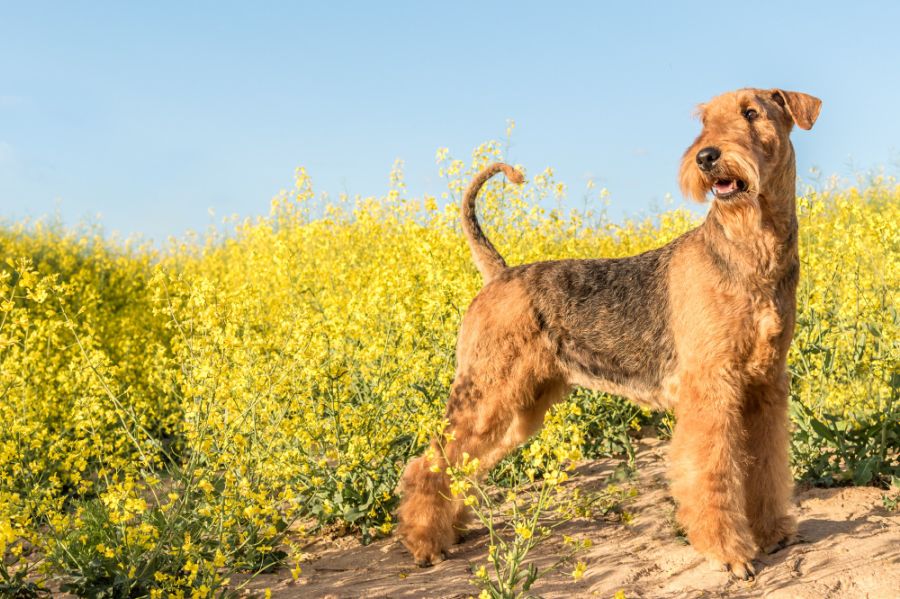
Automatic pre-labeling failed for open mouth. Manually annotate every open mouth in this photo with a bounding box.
[711,178,747,199]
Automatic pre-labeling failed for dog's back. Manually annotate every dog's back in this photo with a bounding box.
[487,238,688,408]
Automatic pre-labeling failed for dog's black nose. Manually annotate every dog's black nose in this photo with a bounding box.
[696,146,721,171]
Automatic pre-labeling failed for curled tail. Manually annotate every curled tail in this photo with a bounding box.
[461,162,525,283]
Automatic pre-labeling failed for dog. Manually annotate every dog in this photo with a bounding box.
[397,88,821,580]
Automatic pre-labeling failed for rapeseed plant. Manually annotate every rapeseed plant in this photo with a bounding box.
[0,143,896,595]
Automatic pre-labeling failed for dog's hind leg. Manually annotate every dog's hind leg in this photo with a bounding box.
[396,371,566,566]
[397,278,566,566]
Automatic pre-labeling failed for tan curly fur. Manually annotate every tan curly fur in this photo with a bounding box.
[397,88,821,580]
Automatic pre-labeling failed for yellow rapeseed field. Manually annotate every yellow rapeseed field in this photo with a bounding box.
[1,142,898,595]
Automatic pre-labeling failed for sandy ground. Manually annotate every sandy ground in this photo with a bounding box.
[247,438,900,599]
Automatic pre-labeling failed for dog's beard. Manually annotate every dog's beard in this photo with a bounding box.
[679,151,760,204]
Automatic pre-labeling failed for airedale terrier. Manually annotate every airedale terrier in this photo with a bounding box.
[397,88,821,580]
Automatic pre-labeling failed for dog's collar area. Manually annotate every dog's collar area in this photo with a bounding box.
[711,179,747,199]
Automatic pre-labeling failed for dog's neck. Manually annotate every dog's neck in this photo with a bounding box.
[700,160,798,287]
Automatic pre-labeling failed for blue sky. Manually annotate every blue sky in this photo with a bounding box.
[2,1,899,241]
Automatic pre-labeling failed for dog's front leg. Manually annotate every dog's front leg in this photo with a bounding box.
[669,372,757,579]
[743,372,797,553]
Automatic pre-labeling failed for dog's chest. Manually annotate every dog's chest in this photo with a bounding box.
[743,298,782,377]
[741,273,797,378]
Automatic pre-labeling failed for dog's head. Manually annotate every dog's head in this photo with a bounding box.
[679,88,821,205]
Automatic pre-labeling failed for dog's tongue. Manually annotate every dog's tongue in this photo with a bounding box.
[714,179,738,195]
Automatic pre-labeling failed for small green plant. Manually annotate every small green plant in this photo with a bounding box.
[0,544,49,598]
[450,461,587,599]
[790,398,900,487]
[554,484,638,523]
[882,476,900,511]
[446,438,637,599]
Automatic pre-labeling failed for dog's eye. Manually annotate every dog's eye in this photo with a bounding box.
[743,108,759,121]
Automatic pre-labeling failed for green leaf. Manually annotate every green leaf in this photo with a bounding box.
[852,458,876,485]
[809,418,835,443]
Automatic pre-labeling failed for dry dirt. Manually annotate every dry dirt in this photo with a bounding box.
[249,439,900,598]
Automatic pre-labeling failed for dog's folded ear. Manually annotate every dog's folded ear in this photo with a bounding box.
[771,90,822,130]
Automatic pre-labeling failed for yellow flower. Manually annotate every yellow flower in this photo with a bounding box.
[1,142,895,598]
[514,525,533,540]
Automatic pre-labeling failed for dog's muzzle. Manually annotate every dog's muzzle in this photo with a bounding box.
[696,146,721,172]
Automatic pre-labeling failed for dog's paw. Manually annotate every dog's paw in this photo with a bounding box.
[757,515,799,554]
[764,532,803,554]
[710,558,756,580]
[729,560,756,581]
[414,549,446,568]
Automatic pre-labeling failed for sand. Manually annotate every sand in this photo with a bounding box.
[248,439,900,599]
